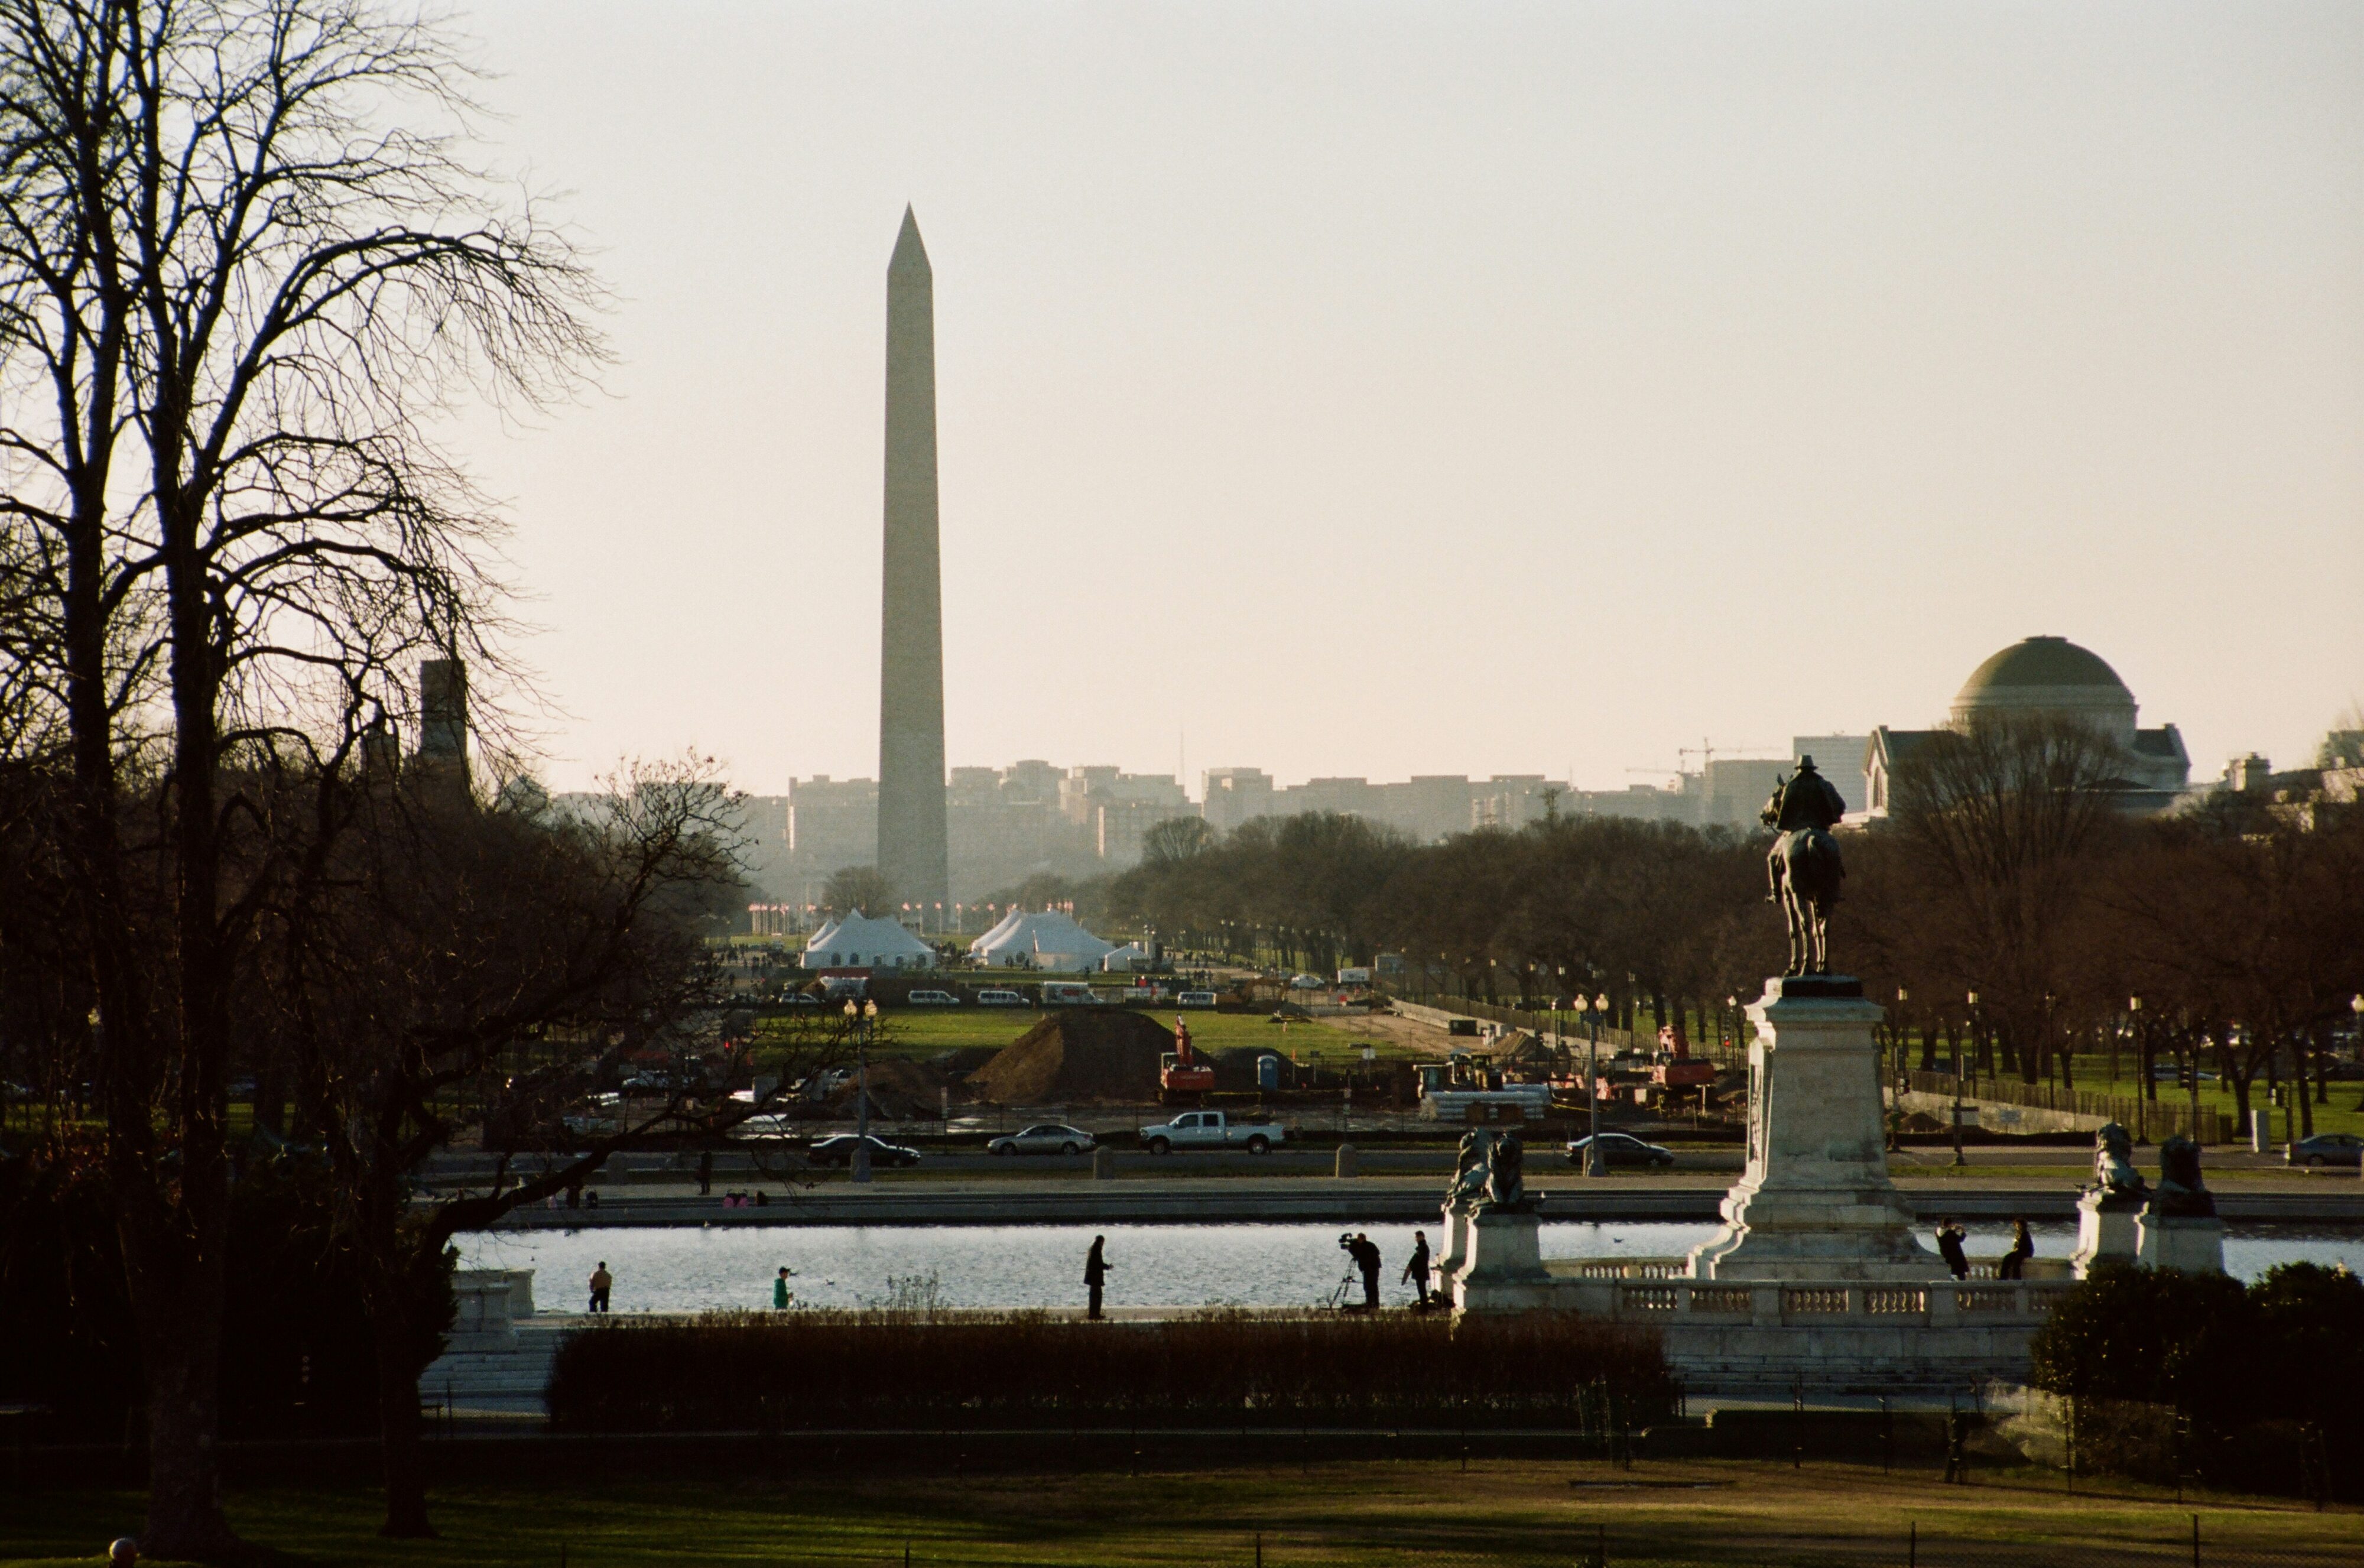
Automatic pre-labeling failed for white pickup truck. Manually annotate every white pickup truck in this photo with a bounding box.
[1136,1109,1287,1155]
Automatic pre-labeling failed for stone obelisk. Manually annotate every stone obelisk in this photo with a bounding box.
[876,207,949,917]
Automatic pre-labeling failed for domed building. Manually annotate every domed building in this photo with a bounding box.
[1864,635,2190,817]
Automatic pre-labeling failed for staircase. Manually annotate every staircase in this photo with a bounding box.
[420,1319,569,1414]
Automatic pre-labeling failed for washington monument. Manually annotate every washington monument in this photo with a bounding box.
[878,206,949,914]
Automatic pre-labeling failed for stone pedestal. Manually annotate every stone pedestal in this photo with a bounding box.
[447,1269,530,1352]
[2071,1191,2141,1277]
[1453,1209,1553,1313]
[1687,978,1943,1281]
[1433,1205,1470,1306]
[2135,1214,2225,1274]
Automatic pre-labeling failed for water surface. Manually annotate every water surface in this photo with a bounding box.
[456,1220,2362,1316]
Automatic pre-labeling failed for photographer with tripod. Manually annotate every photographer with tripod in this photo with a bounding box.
[1332,1231,1382,1310]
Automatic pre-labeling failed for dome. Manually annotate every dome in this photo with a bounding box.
[1950,636,2137,741]
[1957,636,2129,698]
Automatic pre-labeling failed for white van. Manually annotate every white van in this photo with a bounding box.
[1177,991,1219,1009]
[1041,982,1100,1005]
[905,989,960,1006]
[975,989,1027,1007]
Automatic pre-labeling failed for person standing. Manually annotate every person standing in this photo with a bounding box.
[588,1260,613,1313]
[1402,1229,1433,1307]
[1936,1220,1969,1281]
[1999,1219,2034,1280]
[1350,1233,1382,1310]
[773,1265,795,1310]
[1084,1235,1110,1321]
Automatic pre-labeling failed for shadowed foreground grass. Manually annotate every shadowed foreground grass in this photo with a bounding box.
[4,1459,2357,1567]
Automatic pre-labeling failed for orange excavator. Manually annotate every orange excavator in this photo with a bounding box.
[1160,1016,1217,1100]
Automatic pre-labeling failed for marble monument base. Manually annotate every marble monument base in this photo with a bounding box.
[2135,1213,2225,1274]
[1451,1210,1554,1313]
[1686,978,1944,1282]
[2070,1190,2142,1277]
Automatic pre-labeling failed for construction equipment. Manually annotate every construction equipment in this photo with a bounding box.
[1159,1016,1216,1099]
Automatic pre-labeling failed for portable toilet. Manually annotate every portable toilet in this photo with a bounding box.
[1256,1053,1281,1090]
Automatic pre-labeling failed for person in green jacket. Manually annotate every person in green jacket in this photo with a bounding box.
[773,1265,795,1310]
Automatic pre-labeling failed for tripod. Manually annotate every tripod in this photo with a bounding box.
[1323,1262,1363,1310]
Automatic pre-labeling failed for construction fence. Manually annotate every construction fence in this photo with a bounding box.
[1906,1072,2226,1144]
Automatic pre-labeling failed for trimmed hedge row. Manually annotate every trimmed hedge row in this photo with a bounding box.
[546,1309,1674,1433]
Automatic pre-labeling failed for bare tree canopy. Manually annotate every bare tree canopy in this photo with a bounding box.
[0,1,600,1554]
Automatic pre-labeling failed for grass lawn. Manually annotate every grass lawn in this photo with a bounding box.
[2052,1068,2364,1143]
[778,1009,1433,1066]
[5,1459,2355,1567]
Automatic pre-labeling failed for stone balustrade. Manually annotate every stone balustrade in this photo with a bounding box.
[1539,1259,2070,1330]
[1519,1256,2073,1391]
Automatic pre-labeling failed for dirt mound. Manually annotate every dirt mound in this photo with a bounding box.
[967,1009,1174,1103]
[929,1046,999,1080]
[1212,1044,1282,1091]
[823,1055,948,1119]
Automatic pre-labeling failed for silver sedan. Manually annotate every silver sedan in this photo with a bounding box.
[988,1123,1097,1157]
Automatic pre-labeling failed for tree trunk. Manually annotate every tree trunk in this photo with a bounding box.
[372,1301,437,1538]
[119,1214,242,1560]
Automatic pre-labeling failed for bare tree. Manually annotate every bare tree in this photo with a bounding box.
[258,755,837,1535]
[1885,716,2129,1084]
[821,863,896,917]
[0,2,598,1552]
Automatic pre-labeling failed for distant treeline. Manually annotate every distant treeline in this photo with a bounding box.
[1092,716,2364,1130]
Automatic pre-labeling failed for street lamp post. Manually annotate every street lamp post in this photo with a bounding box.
[2348,994,2364,1113]
[1892,988,1910,1150]
[1953,992,1977,1167]
[1584,992,1609,1176]
[845,998,878,1184]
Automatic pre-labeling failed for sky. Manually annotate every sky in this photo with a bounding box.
[446,2,2364,797]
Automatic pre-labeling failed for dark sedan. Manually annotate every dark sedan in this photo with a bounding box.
[806,1134,922,1168]
[1566,1133,1676,1168]
[2286,1133,2364,1170]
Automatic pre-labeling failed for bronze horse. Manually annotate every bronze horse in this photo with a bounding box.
[1768,828,1843,975]
[1762,757,1848,977]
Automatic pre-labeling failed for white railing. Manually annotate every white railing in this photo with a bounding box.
[1540,1264,2074,1328]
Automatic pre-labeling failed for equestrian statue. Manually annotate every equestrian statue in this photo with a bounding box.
[1761,755,1848,976]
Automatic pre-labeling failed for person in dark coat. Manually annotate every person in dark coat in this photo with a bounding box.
[1999,1218,2034,1280]
[1084,1235,1110,1320]
[1402,1229,1433,1306]
[1936,1220,1969,1280]
[1349,1233,1382,1310]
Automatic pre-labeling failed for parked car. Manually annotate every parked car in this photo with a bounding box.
[905,989,960,1006]
[1565,1133,1676,1168]
[1041,982,1100,1005]
[805,1133,922,1168]
[988,1123,1097,1157]
[975,989,1028,1007]
[2286,1133,2364,1170]
[1176,991,1219,1008]
[1136,1110,1285,1155]
[1288,973,1324,990]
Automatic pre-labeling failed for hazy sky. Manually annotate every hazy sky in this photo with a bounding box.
[450,2,2364,797]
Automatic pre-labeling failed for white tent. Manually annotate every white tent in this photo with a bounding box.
[968,911,1116,973]
[801,911,937,970]
[1099,943,1151,972]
